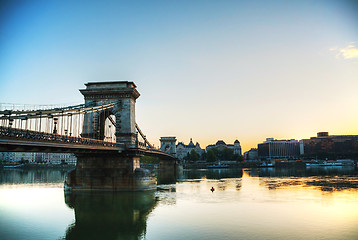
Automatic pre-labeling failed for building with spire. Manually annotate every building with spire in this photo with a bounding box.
[176,138,204,160]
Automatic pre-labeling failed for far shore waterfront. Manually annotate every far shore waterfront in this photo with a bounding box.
[143,159,358,170]
[184,160,357,169]
[1,159,357,170]
[0,163,75,170]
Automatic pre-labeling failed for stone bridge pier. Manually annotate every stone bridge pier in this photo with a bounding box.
[157,159,178,184]
[66,153,157,191]
[66,153,180,191]
[157,137,179,184]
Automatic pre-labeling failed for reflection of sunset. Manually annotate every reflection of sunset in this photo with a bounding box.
[0,168,357,240]
[242,169,251,178]
[252,176,358,227]
[150,173,358,240]
[264,183,358,224]
[258,176,358,192]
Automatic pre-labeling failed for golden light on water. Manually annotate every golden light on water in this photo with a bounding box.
[1,168,358,239]
[242,169,251,178]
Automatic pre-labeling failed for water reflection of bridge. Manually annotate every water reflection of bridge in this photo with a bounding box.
[64,192,158,240]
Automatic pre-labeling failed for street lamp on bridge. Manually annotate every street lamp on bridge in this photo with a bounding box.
[53,118,58,134]
[8,118,13,128]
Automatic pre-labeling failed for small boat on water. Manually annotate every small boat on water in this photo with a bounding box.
[306,161,346,167]
[260,162,274,167]
[3,164,25,168]
[208,163,229,168]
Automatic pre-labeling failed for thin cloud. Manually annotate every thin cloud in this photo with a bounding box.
[332,42,358,60]
[340,44,358,59]
[329,47,338,52]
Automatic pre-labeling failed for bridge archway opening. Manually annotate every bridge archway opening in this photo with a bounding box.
[95,109,117,142]
[103,113,116,143]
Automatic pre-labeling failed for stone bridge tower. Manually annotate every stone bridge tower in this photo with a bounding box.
[159,137,177,156]
[80,81,139,147]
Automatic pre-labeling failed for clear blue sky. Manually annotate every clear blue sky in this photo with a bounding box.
[1,0,358,151]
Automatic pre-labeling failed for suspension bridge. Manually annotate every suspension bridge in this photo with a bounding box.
[0,81,177,191]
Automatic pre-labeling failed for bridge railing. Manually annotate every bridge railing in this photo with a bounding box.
[0,103,80,111]
[0,126,121,148]
[135,134,160,150]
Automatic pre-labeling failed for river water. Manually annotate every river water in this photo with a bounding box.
[0,166,358,240]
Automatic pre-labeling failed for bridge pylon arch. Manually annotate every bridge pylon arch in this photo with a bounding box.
[80,81,140,147]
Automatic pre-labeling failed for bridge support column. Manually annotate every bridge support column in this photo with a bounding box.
[157,159,177,184]
[66,153,156,191]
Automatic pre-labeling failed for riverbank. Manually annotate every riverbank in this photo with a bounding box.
[183,159,357,169]
[184,161,306,169]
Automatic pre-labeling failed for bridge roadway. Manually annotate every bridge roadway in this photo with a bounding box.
[0,126,175,160]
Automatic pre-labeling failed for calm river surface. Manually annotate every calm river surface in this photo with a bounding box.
[1,166,358,240]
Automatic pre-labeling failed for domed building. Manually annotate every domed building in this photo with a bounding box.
[206,139,242,156]
[176,138,204,160]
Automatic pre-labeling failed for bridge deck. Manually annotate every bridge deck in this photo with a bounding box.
[0,127,177,159]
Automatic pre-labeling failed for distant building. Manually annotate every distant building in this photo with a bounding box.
[300,132,358,159]
[0,152,76,164]
[206,140,242,156]
[1,152,14,162]
[14,152,36,162]
[48,153,77,164]
[244,148,258,160]
[258,138,300,160]
[176,138,204,160]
